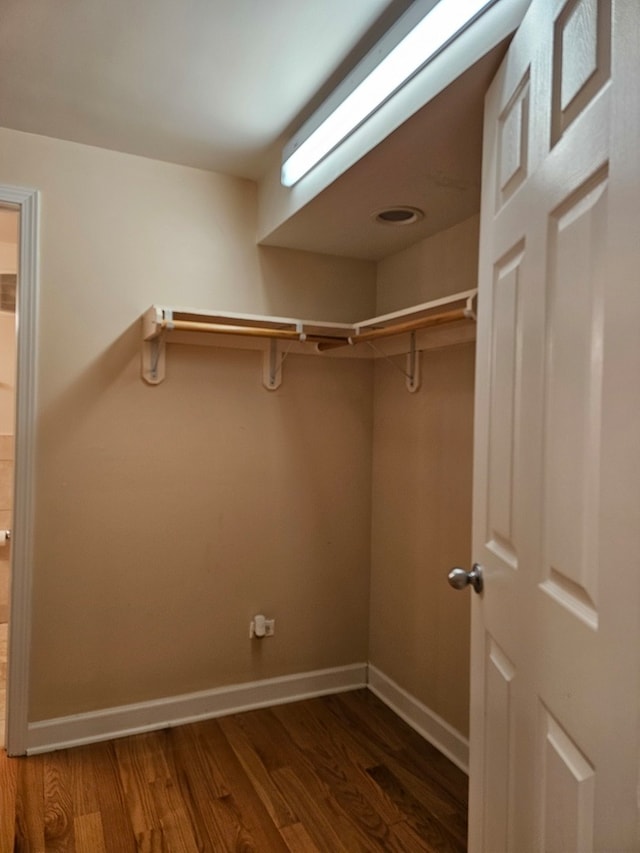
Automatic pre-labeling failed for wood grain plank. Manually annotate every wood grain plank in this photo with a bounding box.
[272,698,403,828]
[279,821,322,853]
[368,762,466,853]
[168,722,230,799]
[87,742,137,852]
[221,708,297,773]
[352,691,468,804]
[151,790,200,853]
[15,753,45,851]
[170,720,266,852]
[0,690,469,851]
[375,756,468,843]
[299,692,385,769]
[74,812,107,853]
[272,765,352,853]
[326,690,468,810]
[154,728,245,853]
[165,723,235,850]
[218,712,299,829]
[0,743,17,851]
[223,708,329,803]
[312,690,467,841]
[391,818,443,852]
[194,717,291,852]
[43,750,76,850]
[327,690,408,752]
[317,790,389,852]
[69,743,101,820]
[202,792,262,851]
[137,728,201,851]
[114,733,167,851]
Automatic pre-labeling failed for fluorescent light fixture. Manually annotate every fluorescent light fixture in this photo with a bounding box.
[281,0,496,187]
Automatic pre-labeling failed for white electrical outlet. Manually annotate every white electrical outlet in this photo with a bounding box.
[250,617,275,638]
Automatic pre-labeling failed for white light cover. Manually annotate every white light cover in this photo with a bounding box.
[282,0,494,187]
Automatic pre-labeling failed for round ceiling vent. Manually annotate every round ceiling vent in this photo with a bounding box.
[372,206,424,226]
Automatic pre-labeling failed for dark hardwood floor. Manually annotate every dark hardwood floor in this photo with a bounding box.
[0,689,468,851]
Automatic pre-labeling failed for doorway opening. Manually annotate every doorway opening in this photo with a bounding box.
[0,206,19,748]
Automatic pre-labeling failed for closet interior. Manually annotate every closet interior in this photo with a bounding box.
[137,216,478,766]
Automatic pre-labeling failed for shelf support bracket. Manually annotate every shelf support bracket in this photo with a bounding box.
[406,332,421,393]
[141,307,172,384]
[142,323,167,386]
[263,339,283,390]
[464,293,477,321]
[142,335,166,385]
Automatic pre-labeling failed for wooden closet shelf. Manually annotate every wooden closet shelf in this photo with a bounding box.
[141,289,477,387]
[143,290,475,346]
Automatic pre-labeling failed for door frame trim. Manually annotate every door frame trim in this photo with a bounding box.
[1,184,39,756]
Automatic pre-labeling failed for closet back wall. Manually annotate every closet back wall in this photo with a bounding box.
[0,127,376,721]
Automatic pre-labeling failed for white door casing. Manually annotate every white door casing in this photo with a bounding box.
[470,0,640,850]
[0,185,39,757]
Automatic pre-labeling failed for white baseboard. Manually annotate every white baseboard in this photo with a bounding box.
[26,662,469,773]
[26,662,368,755]
[368,664,469,774]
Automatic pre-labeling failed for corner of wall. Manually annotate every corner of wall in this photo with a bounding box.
[374,213,481,315]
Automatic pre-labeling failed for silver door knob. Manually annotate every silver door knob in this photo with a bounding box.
[448,563,483,594]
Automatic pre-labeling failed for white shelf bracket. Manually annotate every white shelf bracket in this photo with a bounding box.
[406,332,421,393]
[464,293,477,321]
[142,335,166,385]
[142,308,168,386]
[263,339,284,390]
[141,308,172,384]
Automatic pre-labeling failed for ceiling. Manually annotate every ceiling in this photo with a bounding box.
[0,0,409,180]
[262,42,507,260]
[0,0,521,261]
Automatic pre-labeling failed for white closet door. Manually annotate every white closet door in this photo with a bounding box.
[467,0,640,849]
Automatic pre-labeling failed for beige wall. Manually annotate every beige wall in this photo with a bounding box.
[0,210,19,244]
[376,214,480,314]
[34,346,373,717]
[0,127,376,720]
[370,222,478,736]
[0,242,17,274]
[0,126,477,738]
[0,213,17,439]
[0,312,16,436]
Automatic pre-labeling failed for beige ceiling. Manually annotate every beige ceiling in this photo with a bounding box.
[0,0,527,260]
[262,43,508,260]
[0,0,406,180]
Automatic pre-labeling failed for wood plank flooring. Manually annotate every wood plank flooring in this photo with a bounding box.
[0,689,468,852]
